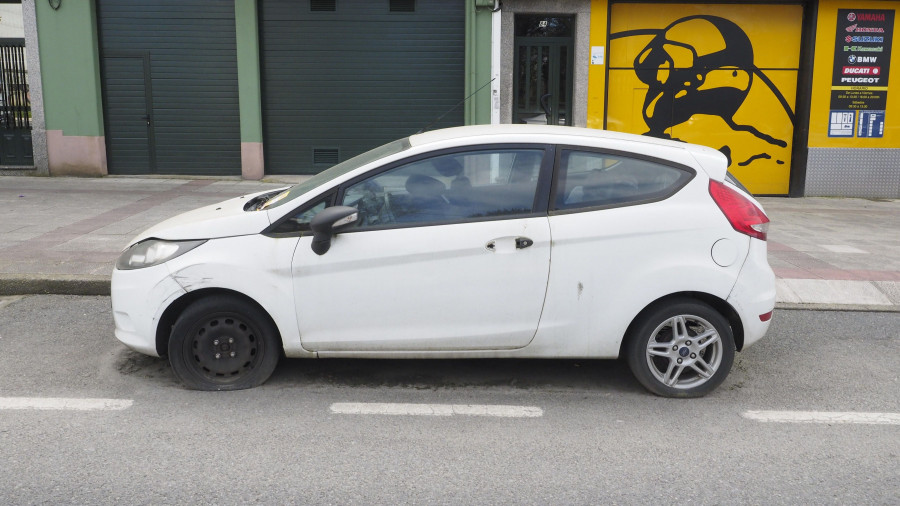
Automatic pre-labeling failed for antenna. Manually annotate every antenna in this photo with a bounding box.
[416,78,496,134]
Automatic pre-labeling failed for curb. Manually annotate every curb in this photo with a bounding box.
[775,302,900,313]
[1,274,898,312]
[0,274,111,296]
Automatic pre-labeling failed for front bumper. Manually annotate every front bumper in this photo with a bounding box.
[111,264,186,357]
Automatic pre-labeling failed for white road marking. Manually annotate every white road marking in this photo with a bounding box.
[0,397,134,411]
[819,244,868,254]
[330,402,543,418]
[742,410,900,425]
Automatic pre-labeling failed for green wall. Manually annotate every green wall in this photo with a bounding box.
[465,1,493,125]
[235,0,263,144]
[36,0,105,137]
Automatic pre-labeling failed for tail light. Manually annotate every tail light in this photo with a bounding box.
[708,180,769,241]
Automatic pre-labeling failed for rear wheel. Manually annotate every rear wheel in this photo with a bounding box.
[168,295,280,391]
[626,299,735,398]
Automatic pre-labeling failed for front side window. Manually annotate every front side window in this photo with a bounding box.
[554,150,693,210]
[341,148,545,229]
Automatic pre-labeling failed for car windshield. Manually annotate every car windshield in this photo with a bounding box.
[261,137,412,209]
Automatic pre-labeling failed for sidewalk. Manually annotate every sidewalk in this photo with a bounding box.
[1,175,898,311]
[760,196,900,310]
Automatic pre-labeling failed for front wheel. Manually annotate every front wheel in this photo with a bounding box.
[626,299,735,398]
[168,295,281,391]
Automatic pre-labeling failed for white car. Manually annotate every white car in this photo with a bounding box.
[112,125,775,397]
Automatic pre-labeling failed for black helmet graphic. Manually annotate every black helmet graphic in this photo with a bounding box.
[612,15,795,162]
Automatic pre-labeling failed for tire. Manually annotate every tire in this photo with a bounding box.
[168,295,281,391]
[625,299,735,398]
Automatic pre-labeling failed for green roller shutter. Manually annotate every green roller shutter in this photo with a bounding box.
[260,0,465,175]
[98,0,241,175]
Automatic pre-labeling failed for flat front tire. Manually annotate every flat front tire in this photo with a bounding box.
[168,295,280,391]
[626,299,735,398]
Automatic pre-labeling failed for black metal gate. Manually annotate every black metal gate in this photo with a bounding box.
[0,38,32,166]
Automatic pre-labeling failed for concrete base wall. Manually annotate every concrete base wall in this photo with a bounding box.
[241,142,265,180]
[46,131,108,177]
[806,148,900,198]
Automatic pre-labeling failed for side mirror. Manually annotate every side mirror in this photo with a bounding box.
[309,206,358,255]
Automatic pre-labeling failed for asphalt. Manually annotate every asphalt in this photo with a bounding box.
[1,175,898,311]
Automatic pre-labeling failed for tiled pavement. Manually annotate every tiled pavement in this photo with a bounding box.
[1,175,898,310]
[0,177,296,278]
[760,197,900,309]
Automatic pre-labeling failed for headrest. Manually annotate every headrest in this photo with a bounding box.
[433,157,463,177]
[405,174,446,198]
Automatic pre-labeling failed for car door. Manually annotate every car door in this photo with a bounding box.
[291,146,553,352]
[536,147,741,358]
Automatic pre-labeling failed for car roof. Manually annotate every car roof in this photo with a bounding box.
[409,124,694,151]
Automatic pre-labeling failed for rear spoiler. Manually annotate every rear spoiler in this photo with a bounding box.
[689,146,729,183]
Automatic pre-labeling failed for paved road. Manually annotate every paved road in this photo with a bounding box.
[1,296,898,504]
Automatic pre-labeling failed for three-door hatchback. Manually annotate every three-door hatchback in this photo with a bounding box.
[112,125,775,397]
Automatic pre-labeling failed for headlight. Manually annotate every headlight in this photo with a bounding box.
[116,239,207,270]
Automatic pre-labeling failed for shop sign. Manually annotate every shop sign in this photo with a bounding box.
[828,9,894,138]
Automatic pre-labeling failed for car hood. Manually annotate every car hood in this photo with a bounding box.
[126,190,280,246]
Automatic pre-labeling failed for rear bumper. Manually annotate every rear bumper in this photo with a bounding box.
[728,239,776,350]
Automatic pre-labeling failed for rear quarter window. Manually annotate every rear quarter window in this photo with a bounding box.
[553,150,694,211]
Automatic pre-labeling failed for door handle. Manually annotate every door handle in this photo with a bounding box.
[486,237,534,252]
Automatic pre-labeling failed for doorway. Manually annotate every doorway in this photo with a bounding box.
[101,54,155,174]
[97,0,241,176]
[513,15,574,126]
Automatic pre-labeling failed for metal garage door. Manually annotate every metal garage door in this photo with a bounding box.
[98,0,241,175]
[260,0,465,174]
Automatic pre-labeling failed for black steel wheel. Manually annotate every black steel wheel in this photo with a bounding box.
[168,295,280,391]
[625,298,735,398]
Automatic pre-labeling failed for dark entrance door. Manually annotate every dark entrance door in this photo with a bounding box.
[101,54,155,174]
[0,38,33,166]
[513,15,574,126]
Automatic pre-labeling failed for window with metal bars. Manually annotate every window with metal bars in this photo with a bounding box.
[0,39,30,130]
